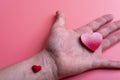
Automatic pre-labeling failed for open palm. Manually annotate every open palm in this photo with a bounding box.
[45,11,120,79]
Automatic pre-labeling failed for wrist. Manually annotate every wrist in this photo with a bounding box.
[0,49,58,80]
[31,49,58,80]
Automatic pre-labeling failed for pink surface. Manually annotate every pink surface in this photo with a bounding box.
[0,0,120,80]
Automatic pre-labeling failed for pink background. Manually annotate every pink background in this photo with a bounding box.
[0,0,120,80]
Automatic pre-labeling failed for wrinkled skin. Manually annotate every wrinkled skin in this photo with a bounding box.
[45,11,120,79]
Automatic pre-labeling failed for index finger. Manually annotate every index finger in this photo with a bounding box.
[87,14,113,31]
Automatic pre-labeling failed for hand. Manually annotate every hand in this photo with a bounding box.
[45,11,120,79]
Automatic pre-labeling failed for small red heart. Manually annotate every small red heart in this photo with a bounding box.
[80,32,103,51]
[32,65,42,73]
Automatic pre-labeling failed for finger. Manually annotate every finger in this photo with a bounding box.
[102,32,120,50]
[53,11,65,28]
[87,14,113,31]
[99,59,120,69]
[98,21,120,38]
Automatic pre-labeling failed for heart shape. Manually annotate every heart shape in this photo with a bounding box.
[32,65,42,73]
[80,32,103,51]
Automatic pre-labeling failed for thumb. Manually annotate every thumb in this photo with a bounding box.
[53,11,66,28]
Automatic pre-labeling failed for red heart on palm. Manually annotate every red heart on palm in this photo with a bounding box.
[80,32,103,51]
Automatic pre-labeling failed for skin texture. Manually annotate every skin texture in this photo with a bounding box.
[0,50,58,80]
[45,11,120,79]
[0,11,120,80]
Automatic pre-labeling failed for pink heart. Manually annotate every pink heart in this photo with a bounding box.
[80,32,103,51]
